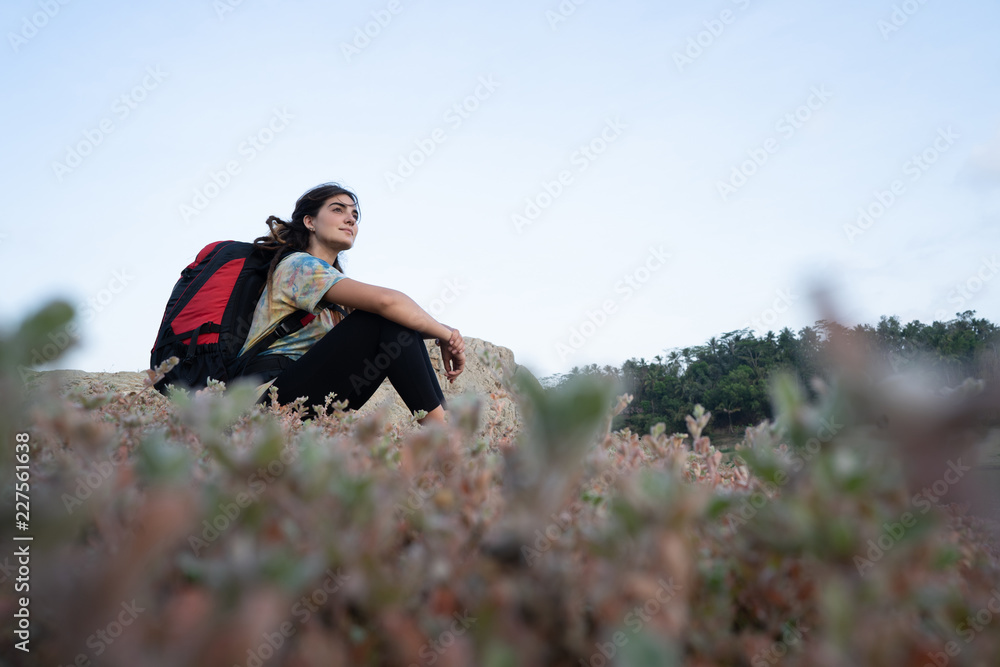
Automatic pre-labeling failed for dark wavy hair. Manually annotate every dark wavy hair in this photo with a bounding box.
[252,182,360,312]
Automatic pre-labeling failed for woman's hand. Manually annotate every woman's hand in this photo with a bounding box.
[438,328,465,383]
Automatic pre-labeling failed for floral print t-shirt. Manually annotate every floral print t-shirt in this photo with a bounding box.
[238,252,348,397]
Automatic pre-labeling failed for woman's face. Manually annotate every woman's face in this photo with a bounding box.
[306,194,359,252]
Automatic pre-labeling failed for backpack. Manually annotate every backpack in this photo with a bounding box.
[149,240,323,395]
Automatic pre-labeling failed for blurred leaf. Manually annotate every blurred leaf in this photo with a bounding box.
[135,432,193,483]
[769,371,812,448]
[4,299,76,369]
[618,633,681,667]
[515,371,618,468]
[483,642,519,667]
[705,495,732,520]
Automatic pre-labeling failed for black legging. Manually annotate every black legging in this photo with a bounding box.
[239,309,447,418]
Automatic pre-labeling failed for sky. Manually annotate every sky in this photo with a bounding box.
[1,0,999,384]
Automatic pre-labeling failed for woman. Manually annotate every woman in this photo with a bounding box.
[235,182,465,425]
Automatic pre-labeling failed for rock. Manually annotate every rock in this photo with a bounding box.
[22,369,157,401]
[22,337,535,439]
[354,337,535,438]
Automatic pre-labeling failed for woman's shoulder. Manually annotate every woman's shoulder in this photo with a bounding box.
[279,250,311,264]
[274,251,342,279]
[277,251,321,272]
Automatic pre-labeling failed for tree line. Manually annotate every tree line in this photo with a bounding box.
[545,311,1000,436]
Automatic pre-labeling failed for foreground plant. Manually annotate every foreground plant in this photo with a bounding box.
[0,300,998,667]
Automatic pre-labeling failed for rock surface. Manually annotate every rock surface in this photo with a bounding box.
[22,337,538,439]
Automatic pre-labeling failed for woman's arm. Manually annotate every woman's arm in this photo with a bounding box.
[322,277,453,342]
[322,277,465,381]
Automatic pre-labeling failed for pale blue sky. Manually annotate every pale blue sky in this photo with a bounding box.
[1,0,998,381]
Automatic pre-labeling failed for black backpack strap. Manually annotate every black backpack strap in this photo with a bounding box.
[230,309,313,377]
[156,323,224,352]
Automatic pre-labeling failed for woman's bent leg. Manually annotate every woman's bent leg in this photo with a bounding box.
[269,309,446,417]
